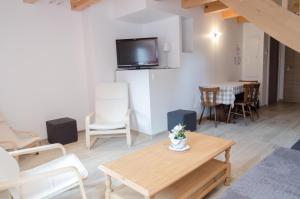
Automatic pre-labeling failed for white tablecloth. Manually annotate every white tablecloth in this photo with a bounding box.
[203,82,244,105]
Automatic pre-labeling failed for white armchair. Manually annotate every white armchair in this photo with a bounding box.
[0,144,88,199]
[0,113,40,151]
[85,83,132,150]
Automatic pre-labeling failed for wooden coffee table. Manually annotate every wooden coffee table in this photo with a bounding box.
[98,133,235,199]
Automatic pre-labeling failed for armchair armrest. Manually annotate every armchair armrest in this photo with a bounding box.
[124,109,131,130]
[0,166,87,199]
[85,112,95,126]
[125,109,131,123]
[9,144,66,157]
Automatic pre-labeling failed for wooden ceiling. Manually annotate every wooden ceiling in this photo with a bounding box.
[23,0,100,11]
[182,0,248,23]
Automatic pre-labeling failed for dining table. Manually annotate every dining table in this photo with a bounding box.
[205,81,245,106]
[201,81,249,123]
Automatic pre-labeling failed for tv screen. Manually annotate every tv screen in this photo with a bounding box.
[116,37,159,69]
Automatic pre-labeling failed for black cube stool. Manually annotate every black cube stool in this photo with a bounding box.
[167,109,197,131]
[46,117,78,145]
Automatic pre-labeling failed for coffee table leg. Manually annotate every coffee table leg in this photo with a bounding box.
[224,147,231,186]
[105,175,112,199]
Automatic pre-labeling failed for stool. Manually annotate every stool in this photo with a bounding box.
[46,117,78,145]
[167,109,197,131]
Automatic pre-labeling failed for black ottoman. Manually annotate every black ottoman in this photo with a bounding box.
[167,109,197,131]
[46,117,78,145]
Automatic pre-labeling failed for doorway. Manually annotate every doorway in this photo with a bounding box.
[268,37,279,105]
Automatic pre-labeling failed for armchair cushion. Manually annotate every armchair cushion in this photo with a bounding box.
[89,121,126,130]
[95,83,129,122]
[20,154,88,199]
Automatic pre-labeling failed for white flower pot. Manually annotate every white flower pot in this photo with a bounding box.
[169,134,187,149]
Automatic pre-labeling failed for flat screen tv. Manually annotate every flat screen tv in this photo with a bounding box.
[116,37,159,69]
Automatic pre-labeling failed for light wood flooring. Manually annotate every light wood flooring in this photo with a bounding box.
[16,103,300,198]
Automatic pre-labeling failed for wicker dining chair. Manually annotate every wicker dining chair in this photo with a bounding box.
[199,87,220,128]
[239,80,260,117]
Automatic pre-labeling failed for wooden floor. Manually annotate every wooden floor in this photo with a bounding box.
[17,103,300,199]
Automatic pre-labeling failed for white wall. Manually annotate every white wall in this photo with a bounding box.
[241,24,265,81]
[82,0,243,135]
[83,0,243,83]
[116,70,152,134]
[141,16,182,68]
[81,1,144,111]
[0,1,89,138]
[241,23,267,105]
[241,24,287,106]
[82,2,183,111]
[0,0,244,138]
[109,0,147,19]
[149,69,182,134]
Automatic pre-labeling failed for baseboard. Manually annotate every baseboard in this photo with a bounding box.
[40,129,85,144]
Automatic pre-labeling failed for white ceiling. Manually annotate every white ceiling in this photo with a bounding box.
[118,8,176,24]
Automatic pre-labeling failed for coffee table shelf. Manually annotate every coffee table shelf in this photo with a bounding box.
[109,159,227,199]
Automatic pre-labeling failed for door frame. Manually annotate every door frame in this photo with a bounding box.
[265,36,282,106]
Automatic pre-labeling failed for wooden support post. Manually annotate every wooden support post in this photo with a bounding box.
[105,175,112,199]
[224,147,231,186]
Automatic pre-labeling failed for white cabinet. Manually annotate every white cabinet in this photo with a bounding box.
[116,68,180,135]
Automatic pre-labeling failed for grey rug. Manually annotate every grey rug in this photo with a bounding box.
[220,147,300,199]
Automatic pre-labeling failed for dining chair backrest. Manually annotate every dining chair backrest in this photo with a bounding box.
[243,83,260,104]
[95,83,129,123]
[199,87,220,106]
[0,147,20,198]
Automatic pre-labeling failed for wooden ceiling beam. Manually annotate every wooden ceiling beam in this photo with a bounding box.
[70,0,100,11]
[236,16,249,24]
[204,1,228,14]
[23,0,39,3]
[222,9,239,19]
[182,0,218,9]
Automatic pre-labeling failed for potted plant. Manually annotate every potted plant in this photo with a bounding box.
[169,124,188,150]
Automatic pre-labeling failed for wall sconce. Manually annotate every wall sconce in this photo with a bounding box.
[209,31,222,41]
